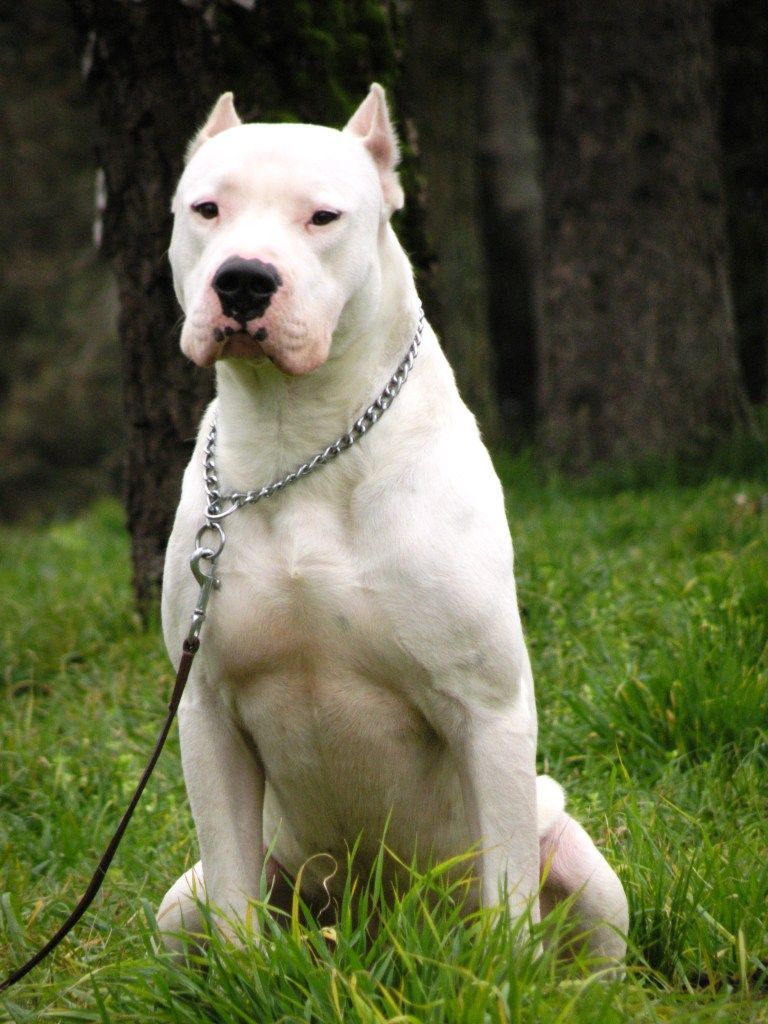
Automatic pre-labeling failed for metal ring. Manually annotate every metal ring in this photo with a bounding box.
[195,521,226,560]
[204,500,242,521]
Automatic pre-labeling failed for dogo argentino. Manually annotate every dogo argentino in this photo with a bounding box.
[157,85,628,966]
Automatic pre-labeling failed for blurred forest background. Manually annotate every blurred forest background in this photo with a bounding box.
[0,0,765,607]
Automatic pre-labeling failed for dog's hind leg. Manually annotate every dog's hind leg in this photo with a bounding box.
[537,776,628,971]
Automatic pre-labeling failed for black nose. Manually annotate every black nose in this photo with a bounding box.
[212,256,282,323]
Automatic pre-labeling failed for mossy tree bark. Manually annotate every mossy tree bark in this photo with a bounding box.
[67,0,406,614]
[534,0,749,470]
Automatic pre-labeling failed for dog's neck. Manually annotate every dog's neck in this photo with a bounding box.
[213,225,420,491]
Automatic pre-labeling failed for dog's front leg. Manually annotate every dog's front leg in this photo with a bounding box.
[454,704,540,928]
[179,683,264,940]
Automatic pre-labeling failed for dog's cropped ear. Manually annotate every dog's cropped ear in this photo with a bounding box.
[344,83,404,214]
[186,93,242,162]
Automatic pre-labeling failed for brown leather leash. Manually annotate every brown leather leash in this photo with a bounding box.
[0,637,199,993]
[0,309,424,993]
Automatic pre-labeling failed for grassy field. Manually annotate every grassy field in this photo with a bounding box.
[0,458,766,1022]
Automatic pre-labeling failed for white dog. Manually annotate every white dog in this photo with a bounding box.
[158,85,628,966]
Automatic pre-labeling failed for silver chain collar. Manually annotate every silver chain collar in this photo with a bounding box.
[186,307,425,643]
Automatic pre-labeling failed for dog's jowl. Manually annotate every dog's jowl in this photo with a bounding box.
[158,85,628,967]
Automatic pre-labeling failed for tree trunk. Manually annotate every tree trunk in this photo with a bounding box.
[404,0,501,442]
[714,0,768,403]
[67,0,406,613]
[535,0,748,470]
[478,0,542,442]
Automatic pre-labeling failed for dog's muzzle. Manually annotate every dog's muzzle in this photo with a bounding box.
[213,256,282,323]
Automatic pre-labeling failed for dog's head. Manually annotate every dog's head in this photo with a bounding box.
[169,85,404,375]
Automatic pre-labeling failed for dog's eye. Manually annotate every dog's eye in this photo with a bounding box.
[310,210,341,227]
[192,201,219,220]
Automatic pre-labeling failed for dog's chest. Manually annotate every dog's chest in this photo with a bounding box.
[198,492,452,848]
[205,494,380,681]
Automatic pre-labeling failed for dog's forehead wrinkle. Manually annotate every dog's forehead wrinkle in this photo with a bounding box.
[202,174,360,213]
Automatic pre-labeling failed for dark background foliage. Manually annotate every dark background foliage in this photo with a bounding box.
[0,0,765,602]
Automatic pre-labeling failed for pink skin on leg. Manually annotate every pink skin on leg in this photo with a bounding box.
[539,812,628,966]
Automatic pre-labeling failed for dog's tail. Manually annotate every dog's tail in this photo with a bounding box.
[536,774,566,838]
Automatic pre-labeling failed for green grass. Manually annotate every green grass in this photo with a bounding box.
[1,461,766,1022]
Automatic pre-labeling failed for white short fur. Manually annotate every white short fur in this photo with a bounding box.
[158,85,628,968]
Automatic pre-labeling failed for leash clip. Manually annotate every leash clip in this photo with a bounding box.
[187,521,225,643]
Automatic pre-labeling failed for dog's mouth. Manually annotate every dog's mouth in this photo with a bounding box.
[212,324,269,362]
[194,318,328,376]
